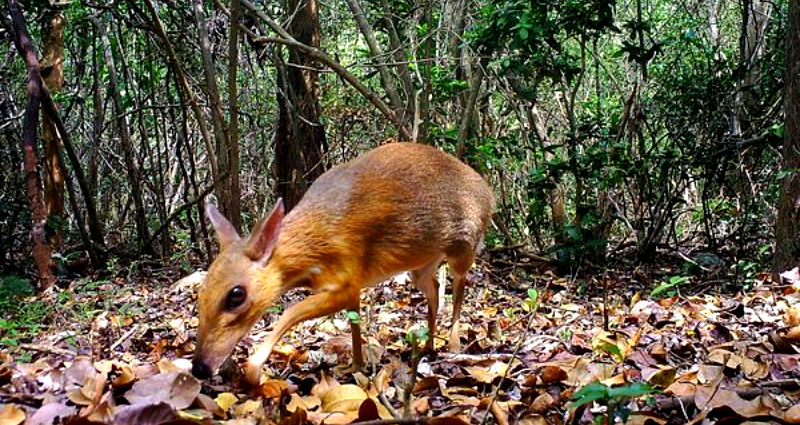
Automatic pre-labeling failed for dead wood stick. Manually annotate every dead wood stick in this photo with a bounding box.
[435,353,515,363]
[351,420,424,425]
[109,324,140,351]
[379,391,400,419]
[18,343,76,357]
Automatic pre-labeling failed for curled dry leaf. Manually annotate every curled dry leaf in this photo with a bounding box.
[624,413,667,425]
[695,386,781,419]
[215,392,238,412]
[785,306,800,327]
[64,358,96,387]
[372,365,394,393]
[286,394,308,413]
[529,393,555,413]
[539,365,568,385]
[25,403,76,425]
[641,366,676,387]
[412,396,430,415]
[112,402,183,425]
[321,384,368,413]
[786,326,800,341]
[0,366,12,387]
[780,267,800,285]
[0,405,25,425]
[356,398,381,421]
[193,394,224,418]
[107,362,135,388]
[424,416,472,425]
[124,372,200,409]
[697,364,724,384]
[233,400,261,417]
[260,379,289,400]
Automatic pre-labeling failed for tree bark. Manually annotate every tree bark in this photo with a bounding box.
[193,0,242,230]
[93,16,152,251]
[226,0,243,228]
[137,0,222,202]
[345,0,403,112]
[40,7,65,247]
[775,0,800,273]
[239,0,411,140]
[7,0,55,289]
[274,0,328,210]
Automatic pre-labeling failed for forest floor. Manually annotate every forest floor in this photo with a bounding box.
[2,254,800,425]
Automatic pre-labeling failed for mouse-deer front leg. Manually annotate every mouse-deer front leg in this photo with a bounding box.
[245,287,359,386]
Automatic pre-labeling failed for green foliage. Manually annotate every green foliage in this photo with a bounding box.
[0,275,48,347]
[406,327,429,346]
[570,381,657,422]
[471,0,616,81]
[650,275,690,299]
[346,310,362,324]
[0,275,34,300]
[523,287,540,311]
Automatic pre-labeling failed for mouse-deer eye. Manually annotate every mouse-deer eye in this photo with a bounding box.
[224,285,247,311]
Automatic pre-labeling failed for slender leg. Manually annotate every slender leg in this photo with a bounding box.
[447,252,474,352]
[245,288,359,386]
[412,259,441,351]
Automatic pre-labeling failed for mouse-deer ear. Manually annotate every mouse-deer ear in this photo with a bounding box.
[206,203,240,248]
[244,199,284,263]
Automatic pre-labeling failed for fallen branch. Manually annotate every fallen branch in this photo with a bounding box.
[109,324,140,351]
[351,419,424,425]
[18,343,76,357]
[379,391,400,419]
[435,353,516,363]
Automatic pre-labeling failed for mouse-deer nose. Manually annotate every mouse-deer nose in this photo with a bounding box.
[191,359,212,380]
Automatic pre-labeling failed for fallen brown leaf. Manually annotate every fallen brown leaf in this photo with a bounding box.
[0,405,25,425]
[124,372,200,409]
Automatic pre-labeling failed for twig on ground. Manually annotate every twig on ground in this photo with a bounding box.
[109,324,140,351]
[435,353,516,363]
[379,391,400,419]
[18,343,77,357]
[479,279,551,425]
[352,419,425,425]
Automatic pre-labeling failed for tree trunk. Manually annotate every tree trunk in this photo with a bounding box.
[94,16,152,251]
[274,0,327,211]
[226,0,243,228]
[40,7,65,248]
[194,0,243,230]
[775,0,800,274]
[7,0,55,289]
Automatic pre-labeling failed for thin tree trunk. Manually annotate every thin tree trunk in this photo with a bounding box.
[6,0,55,289]
[193,0,241,229]
[274,51,303,209]
[379,0,414,115]
[93,15,152,251]
[239,0,411,140]
[137,0,222,196]
[775,0,800,274]
[345,0,403,111]
[227,0,243,228]
[274,0,327,210]
[40,7,65,247]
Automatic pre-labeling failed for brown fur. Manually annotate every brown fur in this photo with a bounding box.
[194,142,494,385]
